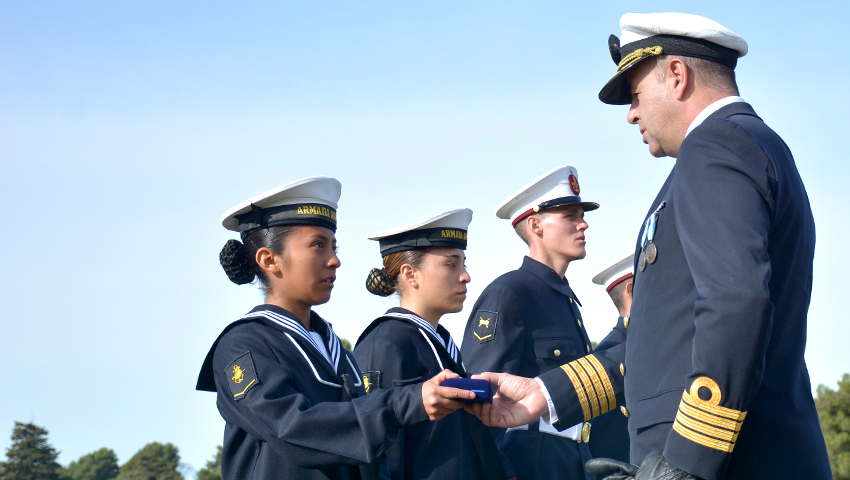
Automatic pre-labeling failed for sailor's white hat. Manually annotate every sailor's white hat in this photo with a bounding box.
[600,13,748,104]
[496,166,599,227]
[592,253,635,292]
[368,208,472,257]
[221,176,341,238]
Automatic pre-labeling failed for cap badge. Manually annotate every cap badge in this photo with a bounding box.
[569,174,580,195]
[608,34,622,64]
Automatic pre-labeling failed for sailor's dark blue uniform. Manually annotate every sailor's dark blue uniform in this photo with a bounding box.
[461,256,595,480]
[354,307,508,480]
[540,102,831,480]
[587,316,630,464]
[197,304,429,480]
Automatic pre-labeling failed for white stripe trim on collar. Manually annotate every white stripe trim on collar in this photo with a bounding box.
[243,310,341,372]
[383,312,460,365]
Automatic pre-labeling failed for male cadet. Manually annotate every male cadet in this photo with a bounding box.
[468,13,832,480]
[461,165,599,480]
[587,254,634,465]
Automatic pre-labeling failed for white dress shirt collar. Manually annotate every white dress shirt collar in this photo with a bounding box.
[685,95,745,138]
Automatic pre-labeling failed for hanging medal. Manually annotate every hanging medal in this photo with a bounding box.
[639,201,665,271]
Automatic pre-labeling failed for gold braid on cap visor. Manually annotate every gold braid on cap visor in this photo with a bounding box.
[614,46,664,76]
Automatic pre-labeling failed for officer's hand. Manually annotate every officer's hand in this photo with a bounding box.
[585,457,638,480]
[421,370,476,421]
[462,372,547,428]
[633,450,702,480]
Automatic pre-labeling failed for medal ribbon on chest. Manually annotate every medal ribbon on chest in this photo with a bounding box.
[638,201,666,271]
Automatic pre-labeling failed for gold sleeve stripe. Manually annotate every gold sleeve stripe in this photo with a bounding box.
[575,357,608,414]
[675,409,739,444]
[585,355,617,410]
[560,364,591,421]
[672,377,747,453]
[673,419,736,453]
[681,396,745,431]
[571,359,601,417]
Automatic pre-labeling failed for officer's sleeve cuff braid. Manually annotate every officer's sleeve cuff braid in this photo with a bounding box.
[534,377,557,424]
[559,355,617,421]
[671,377,746,453]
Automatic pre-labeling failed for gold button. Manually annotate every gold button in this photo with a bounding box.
[569,297,573,304]
[554,349,561,357]
[620,363,625,376]
[586,344,590,353]
[620,406,629,417]
[580,422,592,443]
[623,316,630,328]
[577,318,582,327]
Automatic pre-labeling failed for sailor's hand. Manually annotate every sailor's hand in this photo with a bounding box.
[421,370,475,421]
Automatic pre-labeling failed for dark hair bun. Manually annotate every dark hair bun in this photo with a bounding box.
[220,239,256,285]
[366,267,396,297]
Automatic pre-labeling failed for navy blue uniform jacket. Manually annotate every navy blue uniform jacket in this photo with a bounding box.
[587,316,630,464]
[196,304,428,480]
[354,308,507,480]
[540,102,831,480]
[461,257,596,480]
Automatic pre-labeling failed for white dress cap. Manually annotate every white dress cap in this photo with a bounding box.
[620,13,747,57]
[592,253,635,292]
[221,176,342,235]
[496,166,599,227]
[368,208,472,256]
[599,13,747,105]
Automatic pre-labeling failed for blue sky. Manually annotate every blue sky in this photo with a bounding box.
[1,1,848,474]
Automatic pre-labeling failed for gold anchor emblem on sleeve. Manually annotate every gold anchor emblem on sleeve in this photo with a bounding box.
[232,365,245,384]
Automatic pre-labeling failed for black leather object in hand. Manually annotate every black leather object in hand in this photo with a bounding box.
[634,451,702,480]
[586,457,639,480]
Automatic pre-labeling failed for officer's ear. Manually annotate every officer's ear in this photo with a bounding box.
[399,263,419,290]
[665,57,691,101]
[626,280,634,300]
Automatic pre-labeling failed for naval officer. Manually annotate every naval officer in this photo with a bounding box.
[460,166,600,480]
[467,13,832,480]
[196,177,475,480]
[587,254,634,465]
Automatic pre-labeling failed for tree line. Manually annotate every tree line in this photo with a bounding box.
[2,373,849,480]
[0,423,221,480]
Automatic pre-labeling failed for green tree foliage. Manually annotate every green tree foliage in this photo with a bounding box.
[62,448,119,480]
[341,338,352,352]
[114,443,182,480]
[195,447,221,480]
[0,421,62,480]
[816,373,850,480]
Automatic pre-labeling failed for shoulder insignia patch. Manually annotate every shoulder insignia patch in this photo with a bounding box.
[362,371,381,393]
[473,310,498,343]
[226,352,259,401]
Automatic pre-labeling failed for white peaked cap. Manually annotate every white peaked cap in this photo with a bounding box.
[592,253,635,292]
[619,13,747,56]
[496,166,599,226]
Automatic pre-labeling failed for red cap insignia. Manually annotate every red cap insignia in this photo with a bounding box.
[569,174,580,195]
